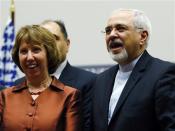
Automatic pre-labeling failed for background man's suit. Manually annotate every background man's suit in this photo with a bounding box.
[92,51,175,131]
[59,62,96,131]
[15,62,96,131]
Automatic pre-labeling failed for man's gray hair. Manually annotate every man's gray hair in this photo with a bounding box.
[111,9,152,46]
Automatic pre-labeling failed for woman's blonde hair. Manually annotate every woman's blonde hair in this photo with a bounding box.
[12,25,62,74]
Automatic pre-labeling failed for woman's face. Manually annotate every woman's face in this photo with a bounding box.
[18,41,49,79]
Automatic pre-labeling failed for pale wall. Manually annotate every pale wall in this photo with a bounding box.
[1,0,174,68]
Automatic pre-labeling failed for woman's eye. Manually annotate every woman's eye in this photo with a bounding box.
[32,47,41,53]
[19,49,27,54]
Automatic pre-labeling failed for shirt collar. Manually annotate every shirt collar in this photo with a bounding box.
[119,53,143,72]
[52,58,67,79]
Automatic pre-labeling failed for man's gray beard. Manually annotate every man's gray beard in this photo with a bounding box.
[109,49,128,63]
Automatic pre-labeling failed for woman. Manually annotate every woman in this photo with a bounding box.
[0,25,82,131]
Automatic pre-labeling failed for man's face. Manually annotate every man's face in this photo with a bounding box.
[41,22,69,62]
[105,11,144,65]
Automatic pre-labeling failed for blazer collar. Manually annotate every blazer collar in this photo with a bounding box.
[12,76,65,93]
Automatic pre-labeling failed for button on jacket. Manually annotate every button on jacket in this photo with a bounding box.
[0,77,81,131]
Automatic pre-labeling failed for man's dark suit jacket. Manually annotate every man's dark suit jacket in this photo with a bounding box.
[92,51,175,131]
[15,62,96,131]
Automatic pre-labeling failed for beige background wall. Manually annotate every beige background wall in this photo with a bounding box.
[1,0,175,70]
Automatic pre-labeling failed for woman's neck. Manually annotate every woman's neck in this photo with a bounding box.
[27,75,52,90]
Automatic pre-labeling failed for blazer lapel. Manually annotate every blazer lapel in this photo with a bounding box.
[109,51,152,123]
[97,65,119,128]
[105,66,119,121]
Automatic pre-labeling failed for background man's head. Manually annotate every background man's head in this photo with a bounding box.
[41,20,70,63]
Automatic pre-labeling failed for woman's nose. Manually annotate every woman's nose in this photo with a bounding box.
[26,51,34,60]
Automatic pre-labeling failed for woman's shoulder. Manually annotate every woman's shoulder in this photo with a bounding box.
[0,86,16,95]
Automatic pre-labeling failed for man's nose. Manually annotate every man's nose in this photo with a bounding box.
[108,29,119,41]
[110,28,119,36]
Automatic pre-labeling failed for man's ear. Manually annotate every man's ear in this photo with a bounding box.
[66,38,70,52]
[66,38,70,47]
[140,30,148,45]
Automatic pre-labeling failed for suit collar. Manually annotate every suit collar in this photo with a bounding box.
[109,50,153,124]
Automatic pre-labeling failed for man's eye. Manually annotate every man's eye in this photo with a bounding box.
[117,26,126,32]
[116,25,128,32]
[105,28,112,34]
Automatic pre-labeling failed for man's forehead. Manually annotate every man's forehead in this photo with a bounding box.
[110,10,133,19]
[41,22,61,35]
[107,11,133,26]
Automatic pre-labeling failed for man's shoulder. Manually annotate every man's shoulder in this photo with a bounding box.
[151,57,175,70]
[68,65,97,77]
[140,51,175,69]
[62,64,96,90]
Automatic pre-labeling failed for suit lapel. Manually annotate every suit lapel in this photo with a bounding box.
[109,51,152,123]
[96,65,118,129]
